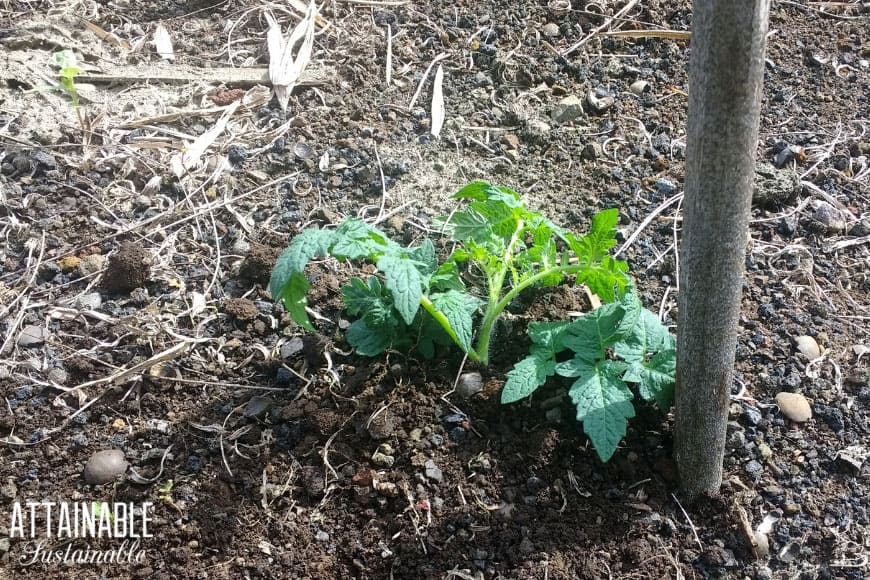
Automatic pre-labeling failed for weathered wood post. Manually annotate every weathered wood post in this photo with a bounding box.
[674,0,770,501]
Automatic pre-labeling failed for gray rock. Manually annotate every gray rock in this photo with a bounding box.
[753,163,800,206]
[519,537,534,556]
[753,532,770,560]
[774,145,803,168]
[795,335,821,360]
[743,405,763,426]
[280,337,305,359]
[17,325,49,347]
[542,23,560,37]
[77,254,106,277]
[424,459,443,483]
[745,460,763,475]
[315,530,330,542]
[76,292,103,310]
[726,424,745,450]
[243,396,272,418]
[775,392,812,422]
[655,178,677,195]
[231,238,251,255]
[524,118,551,139]
[586,89,615,113]
[456,372,483,399]
[83,449,128,485]
[582,142,603,160]
[551,95,584,124]
[809,200,847,234]
[629,80,649,95]
[372,452,395,468]
[0,478,17,500]
[47,368,68,385]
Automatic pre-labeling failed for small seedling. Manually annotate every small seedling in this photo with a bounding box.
[92,501,115,523]
[52,50,82,107]
[270,181,674,461]
[270,181,629,365]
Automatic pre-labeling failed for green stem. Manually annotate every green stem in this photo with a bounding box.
[420,295,483,363]
[473,263,587,365]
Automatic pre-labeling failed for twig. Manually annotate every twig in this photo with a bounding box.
[672,493,703,550]
[408,52,448,111]
[615,193,684,257]
[561,0,639,58]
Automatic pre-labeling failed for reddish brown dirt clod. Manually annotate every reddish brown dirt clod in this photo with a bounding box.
[102,242,151,293]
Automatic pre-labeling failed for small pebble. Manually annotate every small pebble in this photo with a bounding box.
[83,449,128,485]
[551,95,584,124]
[456,372,483,399]
[743,405,763,426]
[782,503,801,515]
[542,23,560,37]
[47,368,68,385]
[795,335,822,360]
[17,325,49,347]
[655,178,677,195]
[809,201,846,234]
[745,460,763,476]
[243,396,272,418]
[424,459,443,483]
[753,532,770,559]
[76,292,103,310]
[280,337,305,359]
[372,452,395,468]
[78,254,106,277]
[775,392,812,422]
[586,89,615,113]
[630,80,649,95]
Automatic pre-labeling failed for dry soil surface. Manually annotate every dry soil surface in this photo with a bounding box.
[1,0,869,579]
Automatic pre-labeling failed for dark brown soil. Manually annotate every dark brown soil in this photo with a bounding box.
[1,0,869,579]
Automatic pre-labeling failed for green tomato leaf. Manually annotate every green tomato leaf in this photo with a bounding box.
[578,256,630,302]
[346,319,392,356]
[431,290,481,352]
[452,180,493,201]
[568,359,636,462]
[408,238,438,279]
[270,228,337,327]
[341,276,397,328]
[376,253,425,325]
[416,310,454,359]
[613,308,671,364]
[280,272,314,331]
[430,260,465,292]
[624,349,676,409]
[567,209,629,301]
[559,302,621,362]
[332,219,391,259]
[527,320,572,353]
[502,349,557,404]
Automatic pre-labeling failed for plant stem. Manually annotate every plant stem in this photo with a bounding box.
[419,295,483,363]
[473,263,586,365]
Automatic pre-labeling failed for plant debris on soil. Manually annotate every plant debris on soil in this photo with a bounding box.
[1,0,869,578]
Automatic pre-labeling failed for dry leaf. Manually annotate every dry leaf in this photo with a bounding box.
[430,64,445,137]
[153,24,175,61]
[266,1,317,112]
[171,101,240,177]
